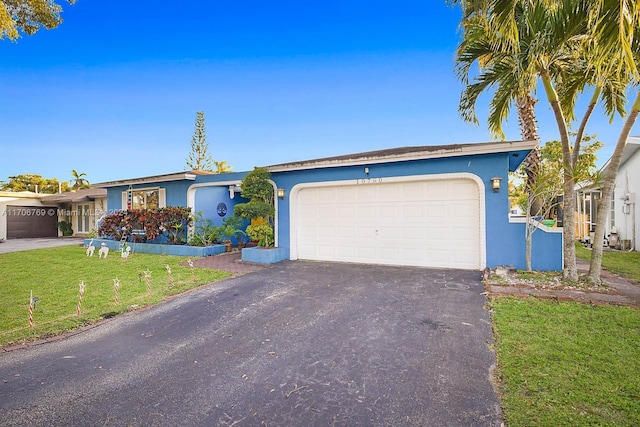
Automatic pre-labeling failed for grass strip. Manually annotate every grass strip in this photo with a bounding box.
[0,245,231,347]
[491,297,640,426]
[575,244,640,283]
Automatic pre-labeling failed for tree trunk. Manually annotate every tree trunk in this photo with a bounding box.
[516,94,542,216]
[540,72,578,281]
[587,91,640,284]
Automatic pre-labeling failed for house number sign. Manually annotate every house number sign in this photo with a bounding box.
[357,178,383,184]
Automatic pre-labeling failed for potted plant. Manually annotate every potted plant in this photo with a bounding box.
[219,223,236,252]
[236,229,249,249]
[219,215,244,252]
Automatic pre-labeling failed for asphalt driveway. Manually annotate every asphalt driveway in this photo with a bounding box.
[0,261,501,426]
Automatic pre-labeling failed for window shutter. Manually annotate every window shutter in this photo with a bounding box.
[159,188,166,208]
[121,191,128,210]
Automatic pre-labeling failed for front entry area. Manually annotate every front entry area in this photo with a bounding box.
[290,174,485,269]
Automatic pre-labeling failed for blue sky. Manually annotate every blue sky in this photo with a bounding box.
[0,0,630,185]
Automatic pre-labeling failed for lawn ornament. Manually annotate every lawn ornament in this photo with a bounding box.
[98,243,109,258]
[77,281,85,317]
[113,278,120,305]
[28,290,34,328]
[187,259,196,282]
[165,264,175,286]
[144,269,152,296]
[86,239,95,257]
[121,245,131,259]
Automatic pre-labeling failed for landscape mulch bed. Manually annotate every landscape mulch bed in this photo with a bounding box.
[485,261,640,308]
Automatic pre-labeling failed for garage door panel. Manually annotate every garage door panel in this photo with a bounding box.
[336,206,355,219]
[425,182,449,199]
[295,178,482,269]
[356,246,377,259]
[379,205,396,218]
[356,186,377,200]
[357,226,378,238]
[317,226,335,239]
[452,180,478,196]
[6,205,58,239]
[401,227,421,239]
[377,184,398,200]
[379,226,399,238]
[401,205,423,219]
[424,203,448,218]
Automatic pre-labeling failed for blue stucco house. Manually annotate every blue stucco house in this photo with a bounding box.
[94,141,562,271]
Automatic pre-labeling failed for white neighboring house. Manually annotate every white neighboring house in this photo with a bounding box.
[0,191,57,240]
[607,136,640,251]
[0,188,108,240]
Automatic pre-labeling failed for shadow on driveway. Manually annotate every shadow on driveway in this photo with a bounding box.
[0,261,501,426]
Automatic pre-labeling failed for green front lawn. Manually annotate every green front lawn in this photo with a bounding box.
[4,245,640,426]
[492,297,640,426]
[0,245,230,347]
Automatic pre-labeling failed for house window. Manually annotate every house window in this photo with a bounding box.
[77,204,90,233]
[122,187,166,210]
[610,198,616,228]
[132,189,159,210]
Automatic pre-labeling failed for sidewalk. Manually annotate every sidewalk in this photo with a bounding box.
[0,237,84,254]
[487,259,640,308]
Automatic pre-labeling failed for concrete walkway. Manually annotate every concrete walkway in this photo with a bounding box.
[0,237,84,254]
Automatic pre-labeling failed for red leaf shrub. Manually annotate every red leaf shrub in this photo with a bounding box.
[98,207,192,245]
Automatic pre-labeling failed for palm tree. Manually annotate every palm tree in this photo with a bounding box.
[585,1,640,284]
[452,0,631,281]
[214,160,233,174]
[455,0,585,280]
[70,170,89,191]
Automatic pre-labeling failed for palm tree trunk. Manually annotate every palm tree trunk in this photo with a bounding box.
[516,94,542,216]
[541,72,578,281]
[587,90,640,284]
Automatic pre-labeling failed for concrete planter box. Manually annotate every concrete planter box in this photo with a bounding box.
[241,246,288,264]
[84,238,226,257]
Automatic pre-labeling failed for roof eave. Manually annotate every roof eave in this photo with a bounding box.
[268,140,537,173]
[94,172,198,188]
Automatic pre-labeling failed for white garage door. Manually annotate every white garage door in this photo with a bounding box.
[293,177,482,269]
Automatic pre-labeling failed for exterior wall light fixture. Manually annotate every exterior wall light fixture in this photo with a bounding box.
[277,188,286,199]
[491,176,502,193]
[229,184,241,199]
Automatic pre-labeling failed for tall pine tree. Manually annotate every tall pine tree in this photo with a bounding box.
[186,111,214,171]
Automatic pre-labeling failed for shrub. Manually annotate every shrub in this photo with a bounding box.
[98,207,192,245]
[234,167,275,247]
[56,221,73,236]
[246,223,274,247]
